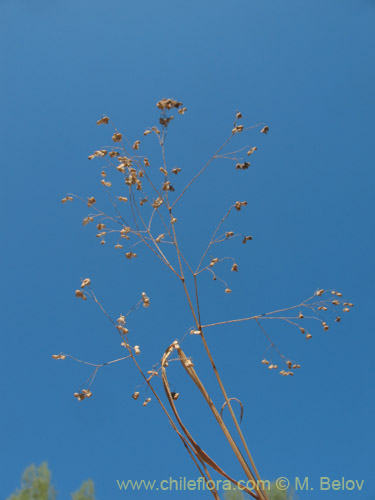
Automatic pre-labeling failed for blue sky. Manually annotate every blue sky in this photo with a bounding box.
[0,0,374,499]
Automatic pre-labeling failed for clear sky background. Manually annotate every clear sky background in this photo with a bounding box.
[0,0,374,499]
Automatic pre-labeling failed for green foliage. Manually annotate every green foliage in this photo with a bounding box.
[7,463,57,500]
[7,463,96,500]
[268,483,295,500]
[71,479,96,500]
[224,488,247,500]
[224,483,296,500]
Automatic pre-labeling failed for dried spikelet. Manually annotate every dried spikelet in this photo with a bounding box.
[343,307,350,312]
[293,364,301,369]
[336,292,343,297]
[226,231,234,238]
[242,236,253,244]
[81,389,92,398]
[268,364,274,370]
[234,201,247,211]
[298,312,304,319]
[132,391,140,400]
[61,195,73,204]
[156,98,182,110]
[155,234,165,243]
[74,392,85,401]
[335,316,341,322]
[121,341,129,348]
[96,223,106,230]
[316,289,324,296]
[171,217,177,224]
[279,370,286,375]
[118,196,128,202]
[143,157,150,167]
[332,300,340,305]
[101,171,106,177]
[125,252,137,259]
[109,151,119,158]
[287,360,292,369]
[306,333,312,339]
[133,140,140,150]
[119,156,133,166]
[134,345,141,355]
[236,162,250,170]
[112,132,122,142]
[273,364,278,369]
[152,126,160,135]
[300,327,305,334]
[115,244,123,249]
[236,112,242,119]
[100,180,112,187]
[88,155,95,160]
[117,164,126,173]
[144,130,152,136]
[318,306,328,311]
[87,197,96,208]
[190,329,202,335]
[117,315,126,324]
[97,116,109,125]
[121,227,131,235]
[152,197,163,209]
[171,392,180,400]
[142,292,150,308]
[231,263,238,272]
[178,107,187,115]
[247,147,257,156]
[162,181,175,191]
[52,354,66,360]
[82,216,94,226]
[75,290,87,300]
[159,167,168,175]
[232,125,244,134]
[172,167,181,175]
[261,359,269,365]
[143,397,151,407]
[159,116,174,127]
[287,371,294,376]
[117,325,129,334]
[140,198,148,206]
[81,278,91,288]
[225,288,232,294]
[260,126,269,134]
[344,302,354,307]
[100,240,105,245]
[209,258,219,267]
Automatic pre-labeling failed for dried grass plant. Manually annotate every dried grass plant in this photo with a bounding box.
[57,99,353,500]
